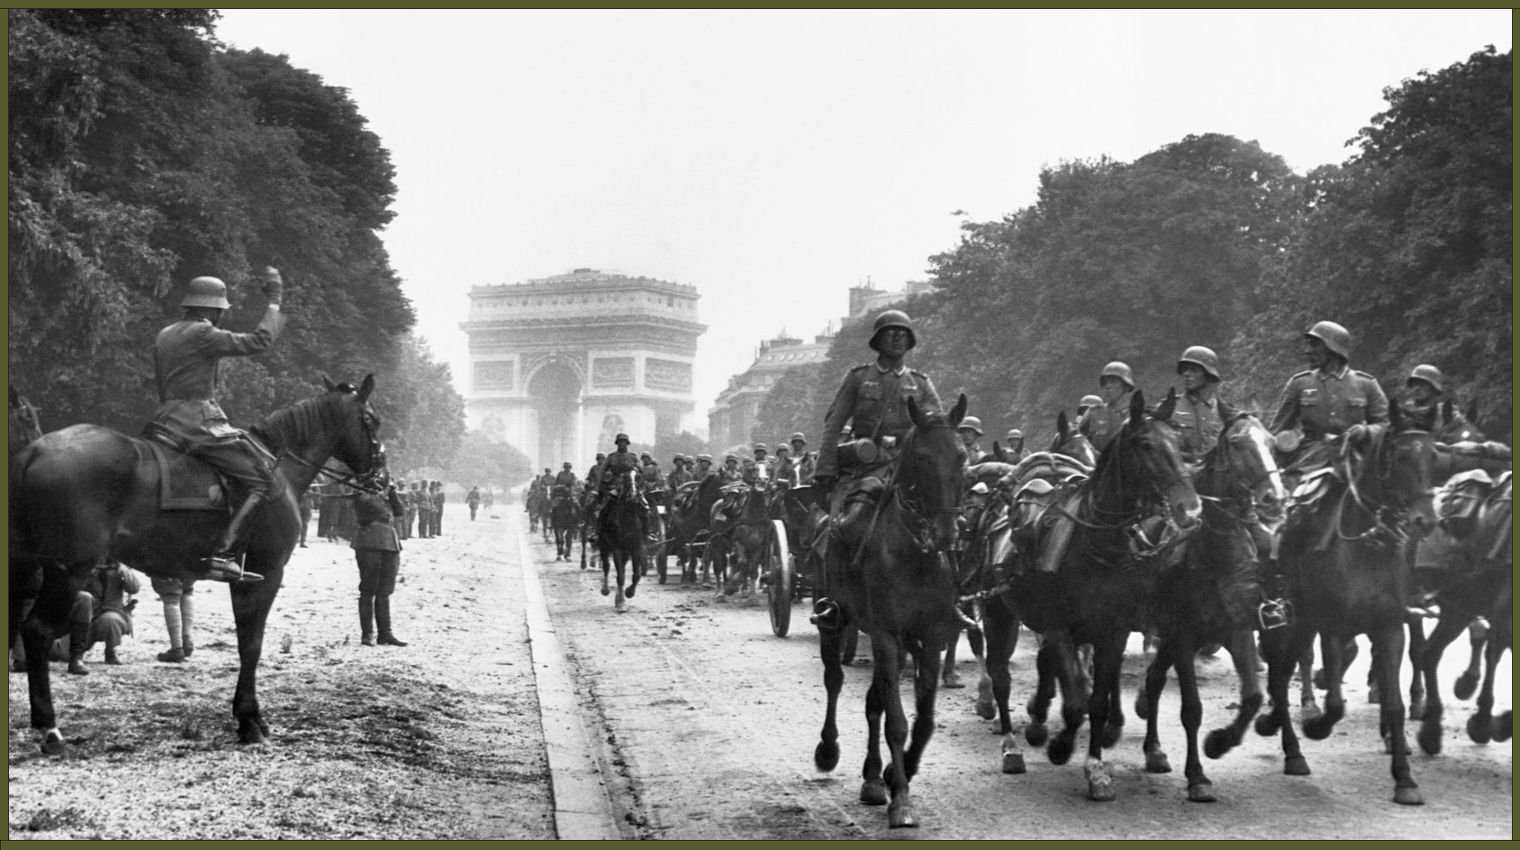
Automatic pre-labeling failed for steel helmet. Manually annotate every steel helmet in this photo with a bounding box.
[696,453,713,463]
[753,442,768,452]
[614,433,630,445]
[1406,364,1444,393]
[775,443,791,454]
[1177,345,1221,381]
[1099,361,1135,389]
[868,309,917,351]
[790,432,807,444]
[958,415,984,436]
[181,276,231,309]
[563,462,572,468]
[1006,429,1024,441]
[1304,321,1351,360]
[724,453,738,463]
[1078,394,1103,410]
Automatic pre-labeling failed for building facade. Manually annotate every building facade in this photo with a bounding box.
[461,269,705,470]
[707,331,834,454]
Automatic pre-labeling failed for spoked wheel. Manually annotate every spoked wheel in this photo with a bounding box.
[766,519,794,637]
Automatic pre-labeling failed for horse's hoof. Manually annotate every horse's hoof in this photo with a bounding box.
[1496,711,1512,742]
[600,586,610,597]
[1284,755,1311,776]
[40,730,66,755]
[1466,714,1493,744]
[1144,750,1172,773]
[1303,715,1334,741]
[860,780,888,806]
[1417,721,1443,755]
[887,805,918,828]
[1312,668,1327,689]
[942,673,965,689]
[1002,751,1026,774]
[1100,721,1124,749]
[615,602,627,613]
[1452,672,1480,701]
[1254,714,1280,737]
[975,700,996,721]
[625,585,636,599]
[814,741,839,772]
[1025,723,1049,748]
[1393,786,1424,806]
[1409,696,1426,721]
[1134,695,1151,720]
[1203,729,1234,760]
[1300,703,1322,723]
[1084,762,1116,802]
[1187,781,1217,803]
[1047,735,1073,765]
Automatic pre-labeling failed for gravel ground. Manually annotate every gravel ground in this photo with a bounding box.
[7,504,556,840]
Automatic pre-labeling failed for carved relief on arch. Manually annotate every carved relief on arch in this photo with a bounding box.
[521,353,587,391]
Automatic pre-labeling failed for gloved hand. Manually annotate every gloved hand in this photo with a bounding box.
[261,266,284,304]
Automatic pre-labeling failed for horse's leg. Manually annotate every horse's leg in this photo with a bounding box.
[1303,630,1347,740]
[984,602,1025,773]
[860,636,892,809]
[230,551,285,745]
[1467,623,1505,744]
[1173,635,1216,802]
[882,637,919,829]
[625,543,641,600]
[1141,638,1174,774]
[1084,632,1126,801]
[600,544,611,597]
[1204,628,1263,760]
[904,636,944,781]
[1025,638,1057,748]
[1296,637,1321,721]
[1415,611,1468,755]
[1453,617,1489,700]
[1256,622,1311,776]
[815,612,847,772]
[942,625,963,687]
[1405,615,1426,720]
[1100,640,1126,749]
[17,562,84,754]
[1369,624,1422,805]
[614,551,628,613]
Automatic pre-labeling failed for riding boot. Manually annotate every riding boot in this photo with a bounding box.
[833,500,870,547]
[359,594,376,645]
[67,619,90,675]
[203,496,266,583]
[375,596,408,646]
[104,642,121,665]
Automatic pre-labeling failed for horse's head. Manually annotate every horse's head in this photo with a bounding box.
[901,393,969,550]
[1200,413,1287,520]
[1345,400,1438,538]
[323,374,384,489]
[1049,409,1097,468]
[1433,398,1485,444]
[1102,388,1201,528]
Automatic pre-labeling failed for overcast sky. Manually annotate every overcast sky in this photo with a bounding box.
[213,9,1510,433]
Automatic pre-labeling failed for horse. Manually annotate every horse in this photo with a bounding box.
[718,481,776,601]
[1135,411,1287,802]
[813,393,967,829]
[595,469,646,613]
[1255,401,1437,805]
[550,486,579,561]
[537,483,555,543]
[665,475,724,584]
[9,384,44,455]
[9,376,383,753]
[1007,388,1202,801]
[525,483,544,533]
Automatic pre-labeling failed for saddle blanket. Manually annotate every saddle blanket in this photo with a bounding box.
[142,439,228,511]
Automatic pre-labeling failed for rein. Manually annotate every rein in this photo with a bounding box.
[1335,425,1428,547]
[282,451,383,495]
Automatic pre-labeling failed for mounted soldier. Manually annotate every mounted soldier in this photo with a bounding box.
[1400,363,1447,432]
[148,268,285,583]
[594,434,647,525]
[666,455,692,490]
[811,309,942,627]
[1268,320,1389,486]
[789,432,816,484]
[1077,361,1136,452]
[958,415,987,465]
[772,443,799,489]
[1159,345,1239,474]
[1076,394,1103,420]
[718,453,743,484]
[1003,428,1026,464]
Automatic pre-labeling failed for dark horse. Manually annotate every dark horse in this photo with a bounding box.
[596,469,646,613]
[1009,388,1201,801]
[813,393,967,829]
[1255,402,1437,805]
[10,376,382,752]
[1137,412,1287,802]
[664,475,724,584]
[719,480,773,601]
[550,486,579,561]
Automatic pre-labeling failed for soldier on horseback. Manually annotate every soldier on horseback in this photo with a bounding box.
[1077,361,1137,452]
[1162,345,1239,473]
[1400,363,1447,432]
[148,269,285,583]
[594,433,648,526]
[554,461,578,491]
[789,432,816,484]
[1268,320,1389,485]
[1076,394,1103,420]
[1003,428,1026,463]
[811,309,942,628]
[958,415,987,464]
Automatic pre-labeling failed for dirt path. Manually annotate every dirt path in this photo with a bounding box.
[8,504,554,840]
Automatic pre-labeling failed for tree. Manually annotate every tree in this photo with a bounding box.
[652,430,708,466]
[444,430,532,489]
[750,362,826,448]
[380,335,467,475]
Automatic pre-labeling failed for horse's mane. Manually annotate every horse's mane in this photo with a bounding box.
[249,391,342,455]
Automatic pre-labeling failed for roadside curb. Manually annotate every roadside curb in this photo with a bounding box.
[516,515,623,840]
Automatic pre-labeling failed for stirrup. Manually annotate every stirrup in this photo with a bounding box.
[1257,598,1292,631]
[810,597,841,631]
[202,555,264,584]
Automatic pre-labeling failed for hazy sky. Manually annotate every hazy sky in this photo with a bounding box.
[214,9,1509,432]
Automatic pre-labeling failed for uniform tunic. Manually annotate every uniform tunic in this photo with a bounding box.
[1165,392,1235,465]
[151,310,282,446]
[1268,364,1389,441]
[1077,391,1134,452]
[816,361,942,480]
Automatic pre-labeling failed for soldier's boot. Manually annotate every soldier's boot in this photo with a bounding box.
[1035,514,1076,574]
[376,596,408,647]
[180,596,195,658]
[833,497,873,548]
[66,619,90,675]
[359,594,376,646]
[104,642,121,665]
[203,496,266,583]
[158,596,187,662]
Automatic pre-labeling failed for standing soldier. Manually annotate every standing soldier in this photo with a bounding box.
[431,481,447,538]
[149,268,287,582]
[957,415,987,464]
[403,480,421,540]
[352,483,407,647]
[388,478,407,539]
[1268,320,1388,482]
[298,488,316,548]
[466,484,482,521]
[811,310,942,627]
[1077,361,1137,452]
[416,480,435,539]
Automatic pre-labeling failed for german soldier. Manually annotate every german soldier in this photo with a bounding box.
[1268,320,1388,483]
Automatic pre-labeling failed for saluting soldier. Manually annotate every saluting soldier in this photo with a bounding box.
[1268,320,1388,480]
[1077,361,1136,452]
[811,310,942,626]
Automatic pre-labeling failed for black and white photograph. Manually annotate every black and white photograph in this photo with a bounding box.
[7,8,1511,839]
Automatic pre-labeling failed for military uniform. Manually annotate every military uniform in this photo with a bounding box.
[1077,391,1134,452]
[1268,364,1389,442]
[816,362,942,480]
[1165,392,1238,466]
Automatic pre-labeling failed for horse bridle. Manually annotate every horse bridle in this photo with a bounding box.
[281,402,385,495]
[1337,425,1430,545]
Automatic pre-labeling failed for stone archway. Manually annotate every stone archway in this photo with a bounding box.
[527,357,581,469]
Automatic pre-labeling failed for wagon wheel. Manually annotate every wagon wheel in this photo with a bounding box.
[766,519,793,637]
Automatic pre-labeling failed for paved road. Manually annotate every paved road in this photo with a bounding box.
[525,516,1512,839]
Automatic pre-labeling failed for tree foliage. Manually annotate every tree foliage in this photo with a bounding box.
[444,430,532,490]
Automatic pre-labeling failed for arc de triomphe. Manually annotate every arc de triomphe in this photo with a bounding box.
[460,269,705,471]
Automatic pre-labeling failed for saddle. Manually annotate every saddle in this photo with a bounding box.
[137,438,231,512]
[1422,469,1513,566]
